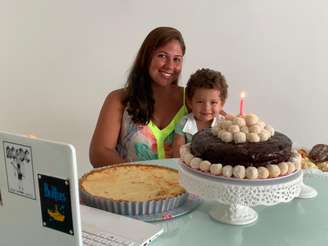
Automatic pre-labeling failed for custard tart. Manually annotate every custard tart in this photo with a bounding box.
[80,164,187,215]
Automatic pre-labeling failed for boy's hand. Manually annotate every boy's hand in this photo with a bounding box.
[224,114,235,120]
[220,110,235,120]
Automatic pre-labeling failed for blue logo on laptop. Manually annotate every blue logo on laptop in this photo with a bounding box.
[38,174,74,235]
[44,183,66,202]
[43,183,67,222]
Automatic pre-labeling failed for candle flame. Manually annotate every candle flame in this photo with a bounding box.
[240,91,246,98]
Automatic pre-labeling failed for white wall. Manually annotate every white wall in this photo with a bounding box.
[2,0,328,175]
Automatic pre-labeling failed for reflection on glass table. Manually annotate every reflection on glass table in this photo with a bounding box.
[137,158,328,246]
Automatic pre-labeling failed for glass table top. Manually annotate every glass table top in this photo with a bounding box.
[138,159,328,246]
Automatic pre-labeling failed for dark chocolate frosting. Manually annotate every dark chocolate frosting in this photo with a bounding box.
[190,128,292,167]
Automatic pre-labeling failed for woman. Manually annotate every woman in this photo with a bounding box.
[89,27,188,167]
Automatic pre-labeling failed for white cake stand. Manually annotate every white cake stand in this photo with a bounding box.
[179,162,316,225]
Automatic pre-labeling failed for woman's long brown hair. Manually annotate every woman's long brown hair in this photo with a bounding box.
[123,27,186,124]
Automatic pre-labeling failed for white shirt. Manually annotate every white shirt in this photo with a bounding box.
[182,113,223,135]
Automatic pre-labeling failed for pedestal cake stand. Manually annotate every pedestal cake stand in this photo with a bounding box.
[179,162,316,225]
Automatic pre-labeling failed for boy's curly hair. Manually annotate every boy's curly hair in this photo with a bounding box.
[186,68,228,103]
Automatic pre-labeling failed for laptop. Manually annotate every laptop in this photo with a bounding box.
[0,131,163,246]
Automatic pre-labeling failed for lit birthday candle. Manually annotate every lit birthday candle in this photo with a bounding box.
[239,92,245,116]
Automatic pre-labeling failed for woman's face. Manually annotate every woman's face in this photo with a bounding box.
[148,40,183,87]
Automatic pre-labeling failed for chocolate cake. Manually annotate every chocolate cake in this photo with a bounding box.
[191,128,292,167]
[180,114,301,179]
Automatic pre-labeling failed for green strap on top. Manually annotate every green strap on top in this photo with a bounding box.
[148,89,188,159]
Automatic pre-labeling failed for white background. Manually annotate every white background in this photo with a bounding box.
[2,0,328,175]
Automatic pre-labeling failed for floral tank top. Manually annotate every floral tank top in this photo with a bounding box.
[116,102,188,162]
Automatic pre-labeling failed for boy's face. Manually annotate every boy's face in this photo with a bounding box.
[188,88,223,123]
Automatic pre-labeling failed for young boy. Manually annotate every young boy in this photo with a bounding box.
[172,68,229,157]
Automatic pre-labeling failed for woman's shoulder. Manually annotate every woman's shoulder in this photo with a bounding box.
[107,88,126,100]
[178,85,185,93]
[105,88,127,105]
[102,88,128,113]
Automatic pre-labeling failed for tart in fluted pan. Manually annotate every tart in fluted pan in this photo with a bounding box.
[80,164,187,215]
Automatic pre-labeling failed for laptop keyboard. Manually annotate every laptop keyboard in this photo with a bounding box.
[82,231,135,246]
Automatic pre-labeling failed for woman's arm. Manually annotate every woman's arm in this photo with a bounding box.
[89,89,126,167]
[171,134,186,158]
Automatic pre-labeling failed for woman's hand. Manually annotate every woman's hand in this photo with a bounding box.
[171,134,186,158]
